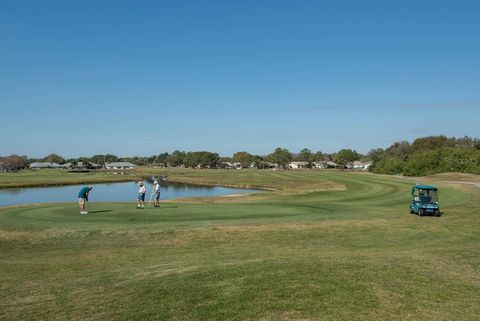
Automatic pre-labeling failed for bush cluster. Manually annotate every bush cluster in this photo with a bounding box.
[370,136,480,176]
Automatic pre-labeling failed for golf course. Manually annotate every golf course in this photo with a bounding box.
[0,169,479,321]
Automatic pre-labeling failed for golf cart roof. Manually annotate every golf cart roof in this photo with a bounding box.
[413,185,438,190]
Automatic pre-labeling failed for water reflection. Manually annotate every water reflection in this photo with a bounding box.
[1,188,24,196]
[142,176,216,193]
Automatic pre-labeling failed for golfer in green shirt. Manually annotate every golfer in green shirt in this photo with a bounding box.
[78,186,93,214]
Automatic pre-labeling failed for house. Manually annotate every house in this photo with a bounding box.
[105,162,137,170]
[353,161,372,171]
[313,161,337,169]
[288,161,309,169]
[255,162,276,169]
[75,162,86,169]
[71,162,101,170]
[222,162,243,169]
[351,161,372,171]
[88,162,102,169]
[29,162,63,170]
[63,162,73,169]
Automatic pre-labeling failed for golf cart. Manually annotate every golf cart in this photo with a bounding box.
[410,184,441,217]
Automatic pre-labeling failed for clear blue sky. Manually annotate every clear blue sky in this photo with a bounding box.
[1,0,479,158]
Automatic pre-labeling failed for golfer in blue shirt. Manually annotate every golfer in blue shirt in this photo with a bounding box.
[78,186,93,214]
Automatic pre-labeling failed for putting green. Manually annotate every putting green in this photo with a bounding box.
[1,171,479,320]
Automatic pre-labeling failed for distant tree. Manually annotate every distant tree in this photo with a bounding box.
[196,151,220,168]
[156,153,170,166]
[448,136,474,148]
[0,155,28,172]
[367,148,385,162]
[90,155,105,165]
[313,151,324,162]
[323,153,335,161]
[78,157,91,163]
[474,138,480,150]
[251,155,264,164]
[63,158,78,168]
[371,157,406,175]
[219,156,232,163]
[411,135,450,152]
[255,161,275,169]
[145,155,157,165]
[183,152,196,168]
[105,154,119,163]
[385,141,411,161]
[137,157,151,166]
[167,150,186,167]
[335,149,359,166]
[403,147,480,176]
[267,147,292,169]
[44,153,65,164]
[90,154,119,165]
[182,151,219,168]
[297,148,314,162]
[232,151,254,168]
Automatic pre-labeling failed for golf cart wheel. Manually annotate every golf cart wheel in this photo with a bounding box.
[409,208,415,214]
[418,209,425,217]
[434,209,440,217]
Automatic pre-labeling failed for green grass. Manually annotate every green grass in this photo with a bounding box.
[0,170,143,189]
[0,170,479,320]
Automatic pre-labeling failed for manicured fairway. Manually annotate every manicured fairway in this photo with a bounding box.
[0,171,479,320]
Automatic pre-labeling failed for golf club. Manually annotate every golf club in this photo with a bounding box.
[148,191,154,207]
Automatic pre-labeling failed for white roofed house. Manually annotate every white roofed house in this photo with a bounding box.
[88,162,102,169]
[288,161,309,169]
[105,162,137,170]
[222,162,242,169]
[75,162,86,169]
[63,162,73,169]
[313,161,337,169]
[65,161,102,171]
[351,161,372,171]
[29,162,63,170]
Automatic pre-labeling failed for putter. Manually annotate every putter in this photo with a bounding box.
[148,192,154,207]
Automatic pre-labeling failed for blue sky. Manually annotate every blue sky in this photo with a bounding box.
[1,0,479,158]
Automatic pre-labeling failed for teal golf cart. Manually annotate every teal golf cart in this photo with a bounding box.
[410,184,441,217]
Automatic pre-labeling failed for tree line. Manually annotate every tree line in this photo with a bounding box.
[0,148,359,172]
[1,135,479,175]
[368,136,480,175]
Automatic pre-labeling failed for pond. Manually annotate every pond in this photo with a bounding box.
[0,179,258,207]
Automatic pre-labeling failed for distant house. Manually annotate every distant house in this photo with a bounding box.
[75,162,86,169]
[68,161,102,170]
[288,161,309,169]
[105,162,137,170]
[351,161,372,171]
[63,162,73,169]
[222,162,242,169]
[266,162,278,169]
[88,162,102,169]
[313,161,337,169]
[29,162,63,170]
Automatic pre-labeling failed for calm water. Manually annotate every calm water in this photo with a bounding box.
[0,180,257,207]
